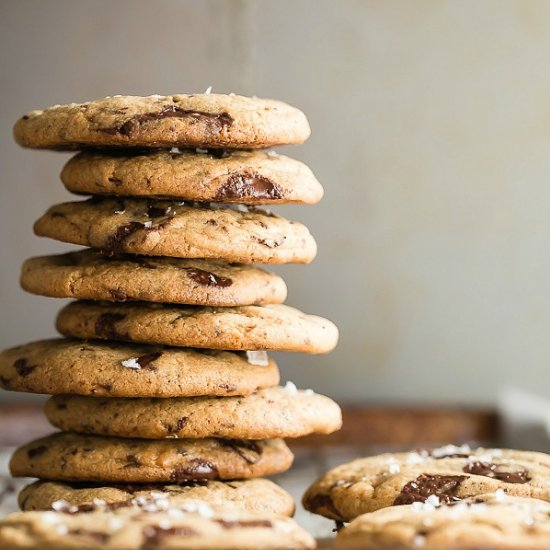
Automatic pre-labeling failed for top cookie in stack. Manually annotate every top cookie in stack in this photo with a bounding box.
[3,93,341,534]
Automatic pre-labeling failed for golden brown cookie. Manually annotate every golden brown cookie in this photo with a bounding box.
[21,250,287,306]
[10,433,294,483]
[19,478,295,517]
[13,93,311,150]
[336,493,550,550]
[55,302,339,353]
[61,149,323,205]
[44,385,342,439]
[33,198,317,264]
[303,445,550,522]
[0,339,279,397]
[0,502,315,549]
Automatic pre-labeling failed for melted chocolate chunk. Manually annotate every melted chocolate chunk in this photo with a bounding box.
[216,173,281,201]
[109,289,129,301]
[106,222,146,253]
[13,358,37,377]
[464,461,531,484]
[219,439,262,464]
[393,474,467,505]
[170,459,218,482]
[98,107,234,137]
[27,445,48,459]
[214,518,273,529]
[166,417,188,434]
[108,176,123,186]
[184,267,232,287]
[142,525,197,548]
[94,312,127,339]
[136,351,163,370]
[0,376,11,388]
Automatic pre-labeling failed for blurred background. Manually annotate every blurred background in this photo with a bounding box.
[1,0,550,412]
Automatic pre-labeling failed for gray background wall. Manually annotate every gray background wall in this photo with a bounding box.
[1,0,549,404]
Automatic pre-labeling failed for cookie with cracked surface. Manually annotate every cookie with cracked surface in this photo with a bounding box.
[0,502,315,549]
[44,385,342,439]
[56,302,339,354]
[19,478,295,517]
[33,198,317,264]
[61,149,323,205]
[10,433,293,483]
[0,339,279,397]
[336,493,550,550]
[13,93,311,150]
[302,445,550,522]
[21,250,287,306]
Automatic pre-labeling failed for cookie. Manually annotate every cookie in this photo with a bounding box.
[13,93,311,150]
[44,385,342,440]
[21,250,286,306]
[0,501,315,549]
[10,432,293,483]
[336,493,550,550]
[302,445,550,522]
[33,198,317,264]
[19,478,295,517]
[61,149,323,205]
[55,302,339,354]
[0,339,279,397]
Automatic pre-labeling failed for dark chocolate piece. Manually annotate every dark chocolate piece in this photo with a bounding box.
[216,173,281,201]
[170,459,218,482]
[219,439,262,464]
[13,358,37,377]
[464,461,531,484]
[98,107,234,137]
[94,312,127,339]
[135,351,163,370]
[27,445,48,459]
[184,267,232,287]
[393,474,467,505]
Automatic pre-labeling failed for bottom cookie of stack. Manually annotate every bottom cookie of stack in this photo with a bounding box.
[0,499,316,549]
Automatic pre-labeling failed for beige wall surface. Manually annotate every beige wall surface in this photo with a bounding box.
[1,0,549,404]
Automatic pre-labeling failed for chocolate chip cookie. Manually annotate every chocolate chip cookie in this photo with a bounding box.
[55,302,339,353]
[13,93,311,150]
[62,149,323,205]
[33,198,317,264]
[0,339,279,397]
[44,385,342,440]
[19,478,295,516]
[21,250,287,306]
[336,493,550,550]
[10,433,293,483]
[303,445,550,522]
[0,501,315,549]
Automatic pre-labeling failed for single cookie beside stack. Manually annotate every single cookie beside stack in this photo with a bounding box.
[0,93,341,547]
[303,444,550,549]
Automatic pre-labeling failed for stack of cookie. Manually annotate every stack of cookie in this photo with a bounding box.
[0,94,341,529]
[304,444,550,549]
